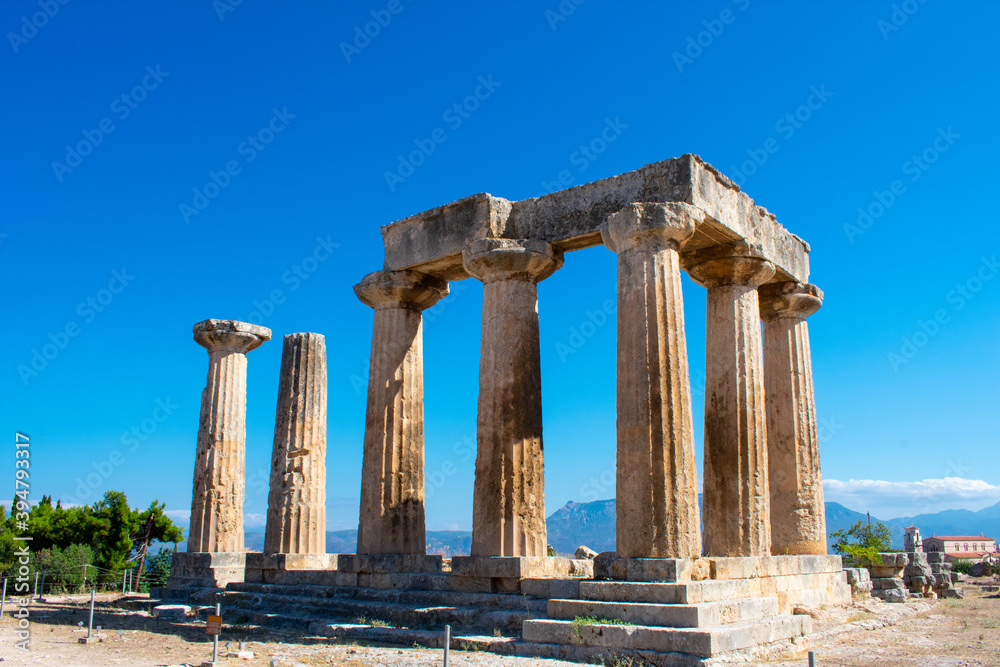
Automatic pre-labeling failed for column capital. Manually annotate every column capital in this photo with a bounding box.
[462,238,563,284]
[684,242,775,288]
[354,270,449,311]
[759,282,823,321]
[193,319,271,354]
[601,202,704,254]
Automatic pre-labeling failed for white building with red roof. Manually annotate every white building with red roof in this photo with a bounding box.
[923,533,997,560]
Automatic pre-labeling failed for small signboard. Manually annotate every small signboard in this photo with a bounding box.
[206,615,222,635]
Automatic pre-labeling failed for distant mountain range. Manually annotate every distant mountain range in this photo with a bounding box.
[195,498,1000,556]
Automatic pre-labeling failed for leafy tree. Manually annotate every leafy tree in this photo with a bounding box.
[35,544,93,593]
[830,518,894,567]
[131,501,183,590]
[1,491,182,589]
[140,546,176,592]
[90,491,140,576]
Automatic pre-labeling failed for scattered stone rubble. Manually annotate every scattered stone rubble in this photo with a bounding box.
[866,552,963,603]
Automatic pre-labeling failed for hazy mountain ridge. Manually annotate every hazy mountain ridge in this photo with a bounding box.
[199,499,1000,555]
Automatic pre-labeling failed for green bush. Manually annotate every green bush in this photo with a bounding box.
[952,558,974,575]
[830,519,894,567]
[35,544,94,593]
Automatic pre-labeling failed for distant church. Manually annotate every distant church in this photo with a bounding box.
[904,525,997,559]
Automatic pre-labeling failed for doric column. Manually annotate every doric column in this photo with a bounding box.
[354,270,448,555]
[759,282,827,555]
[189,319,271,553]
[686,244,775,557]
[601,203,703,560]
[463,238,562,557]
[265,332,328,555]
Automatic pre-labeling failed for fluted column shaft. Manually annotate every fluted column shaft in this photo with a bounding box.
[189,319,271,553]
[464,239,562,557]
[687,247,775,557]
[602,203,703,559]
[760,282,826,555]
[355,270,448,555]
[265,333,328,555]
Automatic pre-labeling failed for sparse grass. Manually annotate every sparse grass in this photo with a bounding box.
[354,616,392,628]
[460,640,479,652]
[492,628,502,637]
[572,616,628,627]
[599,654,640,667]
[983,618,998,628]
[846,611,876,623]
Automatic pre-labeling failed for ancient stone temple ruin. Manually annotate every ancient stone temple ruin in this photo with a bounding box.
[166,155,851,665]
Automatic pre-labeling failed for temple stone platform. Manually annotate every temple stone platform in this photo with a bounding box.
[164,553,848,665]
[519,554,848,664]
[245,554,595,594]
[165,552,247,592]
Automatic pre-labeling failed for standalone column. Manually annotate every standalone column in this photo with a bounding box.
[188,319,271,553]
[265,333,328,555]
[759,282,827,555]
[686,246,774,557]
[354,270,448,555]
[464,238,562,557]
[601,203,703,560]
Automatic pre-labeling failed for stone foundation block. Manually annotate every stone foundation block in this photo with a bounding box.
[521,578,582,599]
[450,556,590,579]
[167,552,246,590]
[336,554,443,574]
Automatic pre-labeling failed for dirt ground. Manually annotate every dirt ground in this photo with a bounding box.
[0,579,996,666]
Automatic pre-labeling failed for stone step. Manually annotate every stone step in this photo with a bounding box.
[219,589,537,633]
[305,622,708,666]
[522,614,811,659]
[546,596,779,628]
[579,578,754,605]
[227,581,546,611]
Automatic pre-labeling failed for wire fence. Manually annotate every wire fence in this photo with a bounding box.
[0,560,172,598]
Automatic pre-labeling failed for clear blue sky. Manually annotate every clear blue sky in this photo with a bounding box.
[4,1,999,533]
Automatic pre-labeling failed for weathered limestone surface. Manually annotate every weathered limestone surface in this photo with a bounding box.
[463,238,561,557]
[166,552,247,591]
[686,246,774,558]
[354,270,448,555]
[601,203,702,560]
[380,155,809,283]
[265,332,328,555]
[188,319,270,553]
[759,282,826,556]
